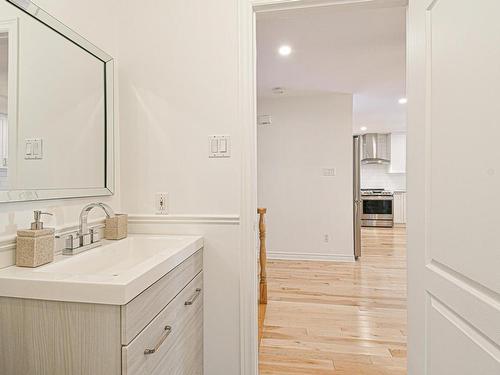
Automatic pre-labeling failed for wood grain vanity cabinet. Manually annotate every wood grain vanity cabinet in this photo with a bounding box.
[0,250,203,375]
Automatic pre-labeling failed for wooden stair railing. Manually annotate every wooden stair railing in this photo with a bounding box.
[258,208,268,305]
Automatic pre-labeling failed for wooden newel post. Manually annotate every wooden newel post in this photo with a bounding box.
[258,208,268,305]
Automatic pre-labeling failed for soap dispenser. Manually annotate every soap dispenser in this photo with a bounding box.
[16,211,55,268]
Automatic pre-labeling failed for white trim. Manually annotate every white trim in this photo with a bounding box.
[238,1,408,374]
[238,1,259,374]
[267,251,355,262]
[253,0,407,12]
[128,214,240,225]
[0,18,18,189]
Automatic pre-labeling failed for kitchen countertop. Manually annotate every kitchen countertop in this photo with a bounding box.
[0,234,204,305]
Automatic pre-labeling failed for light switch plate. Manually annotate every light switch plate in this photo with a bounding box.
[257,115,272,126]
[322,168,336,177]
[24,138,43,160]
[208,135,231,158]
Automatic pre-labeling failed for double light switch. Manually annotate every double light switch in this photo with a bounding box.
[25,138,43,160]
[209,135,231,158]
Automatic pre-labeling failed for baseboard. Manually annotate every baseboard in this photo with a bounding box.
[267,251,355,262]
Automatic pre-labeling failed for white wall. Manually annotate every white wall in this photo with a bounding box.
[0,0,120,267]
[0,2,241,374]
[117,1,241,374]
[257,93,354,261]
[361,163,406,191]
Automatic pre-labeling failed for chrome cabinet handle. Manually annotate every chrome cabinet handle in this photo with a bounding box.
[144,325,172,355]
[185,288,202,306]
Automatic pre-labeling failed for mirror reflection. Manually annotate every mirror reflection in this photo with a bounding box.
[0,0,113,201]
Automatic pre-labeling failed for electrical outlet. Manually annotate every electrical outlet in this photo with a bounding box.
[324,234,329,243]
[155,193,168,215]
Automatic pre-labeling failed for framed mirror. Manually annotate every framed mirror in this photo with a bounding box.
[0,0,114,203]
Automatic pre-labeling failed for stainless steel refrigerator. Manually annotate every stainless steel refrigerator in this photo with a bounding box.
[353,136,362,259]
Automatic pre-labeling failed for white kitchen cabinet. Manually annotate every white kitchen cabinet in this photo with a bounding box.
[389,133,406,174]
[393,191,407,224]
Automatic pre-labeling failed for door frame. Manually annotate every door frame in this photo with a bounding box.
[0,18,18,188]
[237,0,409,374]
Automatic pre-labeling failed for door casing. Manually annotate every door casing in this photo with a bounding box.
[237,1,409,374]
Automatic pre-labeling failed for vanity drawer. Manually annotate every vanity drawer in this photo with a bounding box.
[121,249,203,344]
[122,272,203,375]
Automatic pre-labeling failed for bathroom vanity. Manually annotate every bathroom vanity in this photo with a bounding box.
[0,235,204,375]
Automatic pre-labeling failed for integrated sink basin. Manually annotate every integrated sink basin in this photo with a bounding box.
[35,236,197,276]
[0,234,203,305]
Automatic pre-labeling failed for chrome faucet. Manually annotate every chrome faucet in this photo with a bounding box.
[79,202,115,236]
[58,202,115,255]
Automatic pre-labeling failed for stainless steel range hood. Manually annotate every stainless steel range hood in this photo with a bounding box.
[361,133,391,164]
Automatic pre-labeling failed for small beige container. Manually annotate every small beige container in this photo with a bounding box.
[105,214,128,240]
[16,228,55,268]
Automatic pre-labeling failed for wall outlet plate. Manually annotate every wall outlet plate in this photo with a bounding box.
[155,192,168,215]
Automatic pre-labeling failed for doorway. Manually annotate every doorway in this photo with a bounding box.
[250,1,408,373]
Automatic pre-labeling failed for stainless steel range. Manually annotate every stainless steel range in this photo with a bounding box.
[361,189,394,228]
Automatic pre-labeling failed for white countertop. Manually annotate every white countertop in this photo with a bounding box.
[0,234,203,305]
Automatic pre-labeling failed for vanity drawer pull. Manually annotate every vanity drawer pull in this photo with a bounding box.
[144,325,172,355]
[184,288,202,306]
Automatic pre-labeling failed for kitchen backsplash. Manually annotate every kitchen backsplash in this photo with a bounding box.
[361,163,406,191]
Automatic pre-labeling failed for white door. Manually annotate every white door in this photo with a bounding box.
[408,1,500,374]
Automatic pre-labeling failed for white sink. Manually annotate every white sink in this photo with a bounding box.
[0,234,203,305]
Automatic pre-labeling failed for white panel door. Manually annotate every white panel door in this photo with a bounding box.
[408,1,500,374]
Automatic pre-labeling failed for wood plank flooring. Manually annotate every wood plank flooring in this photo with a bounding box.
[259,226,407,374]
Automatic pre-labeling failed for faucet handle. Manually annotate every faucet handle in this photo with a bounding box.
[89,227,100,244]
[80,232,92,246]
[56,232,80,250]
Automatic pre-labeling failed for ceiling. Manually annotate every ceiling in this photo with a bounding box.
[256,5,406,134]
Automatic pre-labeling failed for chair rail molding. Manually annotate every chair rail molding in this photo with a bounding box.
[127,214,240,226]
[237,0,408,374]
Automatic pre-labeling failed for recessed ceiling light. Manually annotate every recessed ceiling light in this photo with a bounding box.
[278,45,292,56]
[398,97,408,104]
[360,126,368,131]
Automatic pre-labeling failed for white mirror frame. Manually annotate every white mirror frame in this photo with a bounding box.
[0,0,115,203]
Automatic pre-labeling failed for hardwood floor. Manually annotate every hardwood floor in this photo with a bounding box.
[259,226,407,374]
